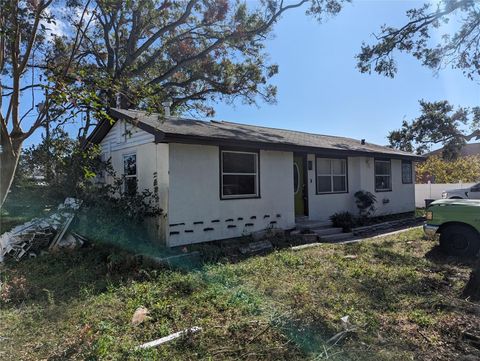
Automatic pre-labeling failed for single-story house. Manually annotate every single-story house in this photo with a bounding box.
[87,108,423,247]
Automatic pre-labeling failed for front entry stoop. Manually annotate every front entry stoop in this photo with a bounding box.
[292,219,354,244]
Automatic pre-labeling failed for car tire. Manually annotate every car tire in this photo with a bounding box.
[449,196,463,199]
[439,224,480,257]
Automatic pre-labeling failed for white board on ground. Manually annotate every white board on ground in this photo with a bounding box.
[136,326,202,350]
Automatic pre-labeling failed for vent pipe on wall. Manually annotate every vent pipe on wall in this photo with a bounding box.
[162,101,173,116]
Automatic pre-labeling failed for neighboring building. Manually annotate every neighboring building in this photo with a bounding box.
[425,143,480,158]
[87,108,423,247]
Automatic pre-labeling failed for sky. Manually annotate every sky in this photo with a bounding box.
[212,0,480,147]
[22,0,480,148]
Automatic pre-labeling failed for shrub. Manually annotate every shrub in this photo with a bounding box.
[354,190,377,218]
[330,211,355,232]
[416,155,480,183]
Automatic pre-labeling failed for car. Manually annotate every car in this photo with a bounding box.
[423,199,480,257]
[441,182,480,199]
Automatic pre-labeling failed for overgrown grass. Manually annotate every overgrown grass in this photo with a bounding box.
[1,229,479,360]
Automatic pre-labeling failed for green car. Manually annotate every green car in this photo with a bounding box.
[424,199,480,257]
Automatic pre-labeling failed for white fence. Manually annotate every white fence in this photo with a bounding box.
[415,182,476,207]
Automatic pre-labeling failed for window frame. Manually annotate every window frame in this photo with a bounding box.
[374,158,392,192]
[123,153,137,195]
[401,160,413,184]
[315,156,349,195]
[219,148,260,200]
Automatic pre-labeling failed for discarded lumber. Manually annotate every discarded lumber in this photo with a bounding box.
[136,327,202,350]
[0,198,83,262]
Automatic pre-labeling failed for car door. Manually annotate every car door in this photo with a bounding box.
[468,183,480,199]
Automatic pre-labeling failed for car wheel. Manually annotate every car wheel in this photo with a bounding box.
[439,224,480,257]
[449,196,463,199]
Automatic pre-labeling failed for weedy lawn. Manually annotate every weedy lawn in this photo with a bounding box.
[1,228,479,360]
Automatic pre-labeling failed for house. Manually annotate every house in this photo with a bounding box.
[87,108,423,247]
[425,142,480,158]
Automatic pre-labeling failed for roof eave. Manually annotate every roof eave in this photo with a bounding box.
[160,133,425,161]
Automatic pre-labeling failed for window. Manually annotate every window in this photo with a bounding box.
[375,159,391,191]
[402,160,413,184]
[293,163,300,194]
[96,153,107,183]
[123,154,137,195]
[221,150,259,199]
[316,157,347,194]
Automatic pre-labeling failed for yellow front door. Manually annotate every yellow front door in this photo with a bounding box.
[294,155,305,216]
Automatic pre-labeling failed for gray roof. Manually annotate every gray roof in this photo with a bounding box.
[102,108,422,160]
[426,142,480,158]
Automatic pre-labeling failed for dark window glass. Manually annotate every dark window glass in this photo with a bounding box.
[316,176,332,193]
[402,161,412,184]
[221,151,259,198]
[124,154,137,176]
[375,175,391,191]
[375,160,390,175]
[222,175,256,196]
[333,176,346,192]
[123,154,137,195]
[316,158,347,193]
[375,160,391,191]
[124,177,137,196]
[222,152,256,173]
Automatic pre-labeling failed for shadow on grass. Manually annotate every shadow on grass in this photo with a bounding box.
[425,245,478,268]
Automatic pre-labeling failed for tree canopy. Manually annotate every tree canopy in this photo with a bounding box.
[0,0,349,206]
[388,100,480,159]
[357,0,480,80]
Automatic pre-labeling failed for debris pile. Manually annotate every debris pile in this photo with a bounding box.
[0,198,83,262]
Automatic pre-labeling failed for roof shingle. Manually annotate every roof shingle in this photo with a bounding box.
[104,108,422,160]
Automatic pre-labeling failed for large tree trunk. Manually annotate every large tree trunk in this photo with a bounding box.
[463,259,480,301]
[0,136,22,208]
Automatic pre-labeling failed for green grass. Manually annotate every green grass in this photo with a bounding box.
[1,229,479,360]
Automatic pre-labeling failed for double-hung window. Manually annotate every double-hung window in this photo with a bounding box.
[123,153,137,195]
[221,150,259,199]
[316,157,347,194]
[402,160,413,184]
[375,159,392,191]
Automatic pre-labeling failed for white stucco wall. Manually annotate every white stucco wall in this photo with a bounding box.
[167,143,295,246]
[99,121,168,243]
[306,155,415,221]
[99,121,416,245]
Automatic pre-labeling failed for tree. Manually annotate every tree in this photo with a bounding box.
[388,100,480,159]
[56,0,347,115]
[0,0,96,207]
[357,0,480,81]
[1,0,348,207]
[356,0,480,300]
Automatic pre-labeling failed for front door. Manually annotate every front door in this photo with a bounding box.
[294,155,307,216]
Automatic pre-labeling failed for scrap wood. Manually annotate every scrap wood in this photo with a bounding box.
[0,198,83,262]
[136,327,202,350]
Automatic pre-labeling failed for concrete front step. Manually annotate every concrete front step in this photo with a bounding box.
[311,227,344,236]
[296,220,333,231]
[320,232,354,243]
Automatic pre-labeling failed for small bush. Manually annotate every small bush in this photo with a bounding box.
[354,190,377,218]
[329,211,355,232]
